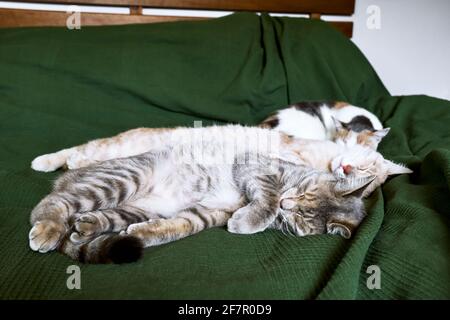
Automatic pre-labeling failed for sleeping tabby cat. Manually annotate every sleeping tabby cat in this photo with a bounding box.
[29,127,376,263]
[260,101,390,150]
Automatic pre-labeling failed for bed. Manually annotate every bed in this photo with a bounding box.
[0,1,449,299]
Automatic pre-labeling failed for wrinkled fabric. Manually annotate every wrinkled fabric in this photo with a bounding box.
[0,13,448,299]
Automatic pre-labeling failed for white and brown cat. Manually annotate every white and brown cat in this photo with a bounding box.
[260,101,390,150]
[31,123,411,198]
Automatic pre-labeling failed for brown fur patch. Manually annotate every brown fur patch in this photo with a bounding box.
[280,133,294,144]
[174,219,194,234]
[356,131,375,147]
[334,128,350,141]
[115,127,172,144]
[259,115,279,128]
[141,219,192,238]
[120,127,171,138]
[334,101,350,109]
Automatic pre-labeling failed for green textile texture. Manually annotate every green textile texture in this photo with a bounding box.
[0,13,448,299]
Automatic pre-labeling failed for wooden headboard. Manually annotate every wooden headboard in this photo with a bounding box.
[0,0,355,37]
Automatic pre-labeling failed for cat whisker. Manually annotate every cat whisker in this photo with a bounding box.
[279,212,296,236]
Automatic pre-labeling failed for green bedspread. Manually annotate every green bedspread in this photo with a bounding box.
[0,13,448,299]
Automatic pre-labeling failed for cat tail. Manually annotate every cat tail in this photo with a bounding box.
[58,233,144,264]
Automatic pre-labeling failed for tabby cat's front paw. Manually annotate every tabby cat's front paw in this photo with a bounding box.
[70,213,102,244]
[29,220,66,253]
[227,207,268,234]
[227,217,260,234]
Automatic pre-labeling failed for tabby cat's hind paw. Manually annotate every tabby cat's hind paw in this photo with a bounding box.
[29,220,66,253]
[70,213,102,244]
[124,220,158,238]
[122,220,164,247]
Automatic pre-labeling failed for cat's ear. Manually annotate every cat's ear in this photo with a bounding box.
[372,127,390,143]
[384,159,413,175]
[334,175,376,197]
[332,117,350,131]
[327,222,352,239]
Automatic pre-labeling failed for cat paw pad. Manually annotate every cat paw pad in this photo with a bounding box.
[227,215,265,235]
[226,218,241,234]
[124,220,161,238]
[29,220,65,253]
[70,214,101,243]
[125,222,150,239]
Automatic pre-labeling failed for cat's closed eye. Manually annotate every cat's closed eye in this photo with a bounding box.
[357,161,377,172]
[280,191,312,210]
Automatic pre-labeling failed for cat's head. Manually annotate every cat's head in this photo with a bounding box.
[330,144,412,197]
[333,118,390,150]
[276,173,375,238]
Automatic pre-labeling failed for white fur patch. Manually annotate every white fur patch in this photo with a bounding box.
[274,107,327,140]
[31,148,76,172]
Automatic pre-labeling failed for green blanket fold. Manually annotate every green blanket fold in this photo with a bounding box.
[0,13,448,299]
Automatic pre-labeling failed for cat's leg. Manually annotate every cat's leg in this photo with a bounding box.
[123,207,232,247]
[31,147,77,172]
[227,202,279,234]
[29,157,147,252]
[31,127,174,172]
[227,169,280,234]
[28,195,74,253]
[69,205,154,244]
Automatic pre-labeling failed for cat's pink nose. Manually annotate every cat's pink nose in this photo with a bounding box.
[342,164,352,174]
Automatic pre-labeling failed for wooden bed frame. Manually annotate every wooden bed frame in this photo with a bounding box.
[0,0,355,37]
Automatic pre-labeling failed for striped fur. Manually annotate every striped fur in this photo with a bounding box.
[29,148,373,264]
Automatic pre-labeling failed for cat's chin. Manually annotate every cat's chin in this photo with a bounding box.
[333,167,347,178]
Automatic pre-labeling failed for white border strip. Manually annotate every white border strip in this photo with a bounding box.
[0,1,130,14]
[321,15,353,22]
[269,12,309,18]
[270,13,353,21]
[0,1,353,21]
[142,8,233,18]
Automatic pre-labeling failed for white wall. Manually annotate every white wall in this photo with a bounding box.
[1,0,449,100]
[352,0,450,100]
